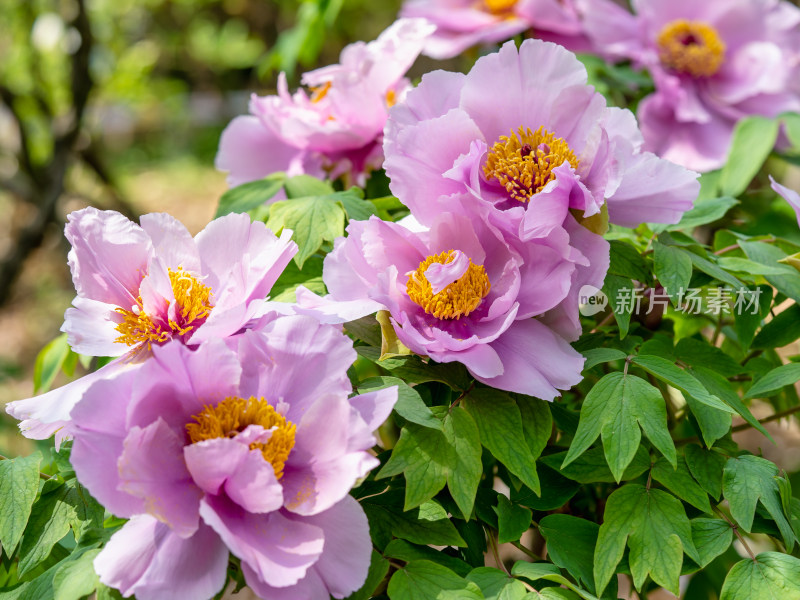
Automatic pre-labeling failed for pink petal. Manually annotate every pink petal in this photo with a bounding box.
[94,515,228,600]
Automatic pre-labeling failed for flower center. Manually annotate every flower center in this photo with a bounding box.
[484,126,579,203]
[186,396,296,480]
[406,250,490,320]
[310,81,331,103]
[484,0,518,15]
[657,20,725,78]
[114,267,213,348]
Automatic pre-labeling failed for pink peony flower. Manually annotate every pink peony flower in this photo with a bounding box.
[69,315,396,600]
[383,38,700,233]
[6,207,296,443]
[299,203,588,399]
[771,175,800,227]
[400,0,594,60]
[215,18,434,189]
[581,0,800,171]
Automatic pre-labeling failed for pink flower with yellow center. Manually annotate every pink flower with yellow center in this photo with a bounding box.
[383,38,700,235]
[215,18,434,189]
[400,0,595,59]
[297,203,591,400]
[68,316,396,600]
[5,207,297,444]
[581,0,800,171]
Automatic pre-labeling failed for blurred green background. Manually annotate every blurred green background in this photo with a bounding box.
[0,0,412,456]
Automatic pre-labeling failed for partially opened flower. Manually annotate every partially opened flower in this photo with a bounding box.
[6,207,296,442]
[401,0,594,60]
[216,18,434,188]
[69,316,396,600]
[384,38,700,233]
[581,0,800,171]
[300,204,587,399]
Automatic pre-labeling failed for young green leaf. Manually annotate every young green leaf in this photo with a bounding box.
[690,519,733,569]
[720,552,800,600]
[594,484,699,597]
[719,116,779,197]
[561,372,676,482]
[723,455,796,550]
[214,173,287,217]
[494,495,532,544]
[538,515,599,593]
[0,452,42,556]
[387,560,483,600]
[744,362,800,399]
[463,389,541,495]
[465,567,529,600]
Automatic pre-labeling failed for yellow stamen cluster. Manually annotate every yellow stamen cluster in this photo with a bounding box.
[484,126,579,203]
[484,0,518,15]
[186,396,296,480]
[310,81,332,104]
[406,250,490,320]
[114,267,213,348]
[386,89,397,109]
[657,20,725,78]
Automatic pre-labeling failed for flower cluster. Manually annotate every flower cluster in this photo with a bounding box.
[299,39,699,398]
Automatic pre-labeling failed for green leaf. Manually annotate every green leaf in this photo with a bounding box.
[385,540,471,577]
[214,173,286,217]
[336,187,378,221]
[283,174,333,198]
[744,362,800,399]
[379,425,448,510]
[0,452,42,555]
[690,519,733,569]
[266,193,346,268]
[602,275,633,338]
[561,372,676,482]
[581,348,627,371]
[494,495,532,544]
[686,251,744,289]
[684,445,726,500]
[345,551,390,600]
[685,393,732,448]
[362,494,466,548]
[511,465,579,511]
[720,552,800,600]
[268,256,324,302]
[33,335,72,394]
[17,478,102,576]
[511,562,598,600]
[515,395,552,460]
[18,482,75,576]
[654,242,692,298]
[719,116,780,197]
[651,456,712,513]
[541,446,650,485]
[675,338,745,377]
[752,303,800,350]
[466,567,528,600]
[594,484,698,597]
[717,257,787,275]
[735,285,773,350]
[667,196,739,230]
[387,560,483,600]
[442,409,483,520]
[608,240,650,283]
[358,376,441,430]
[53,549,100,600]
[723,455,796,549]
[463,389,540,494]
[356,347,472,391]
[783,111,800,149]
[538,515,599,593]
[740,240,800,304]
[631,355,734,413]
